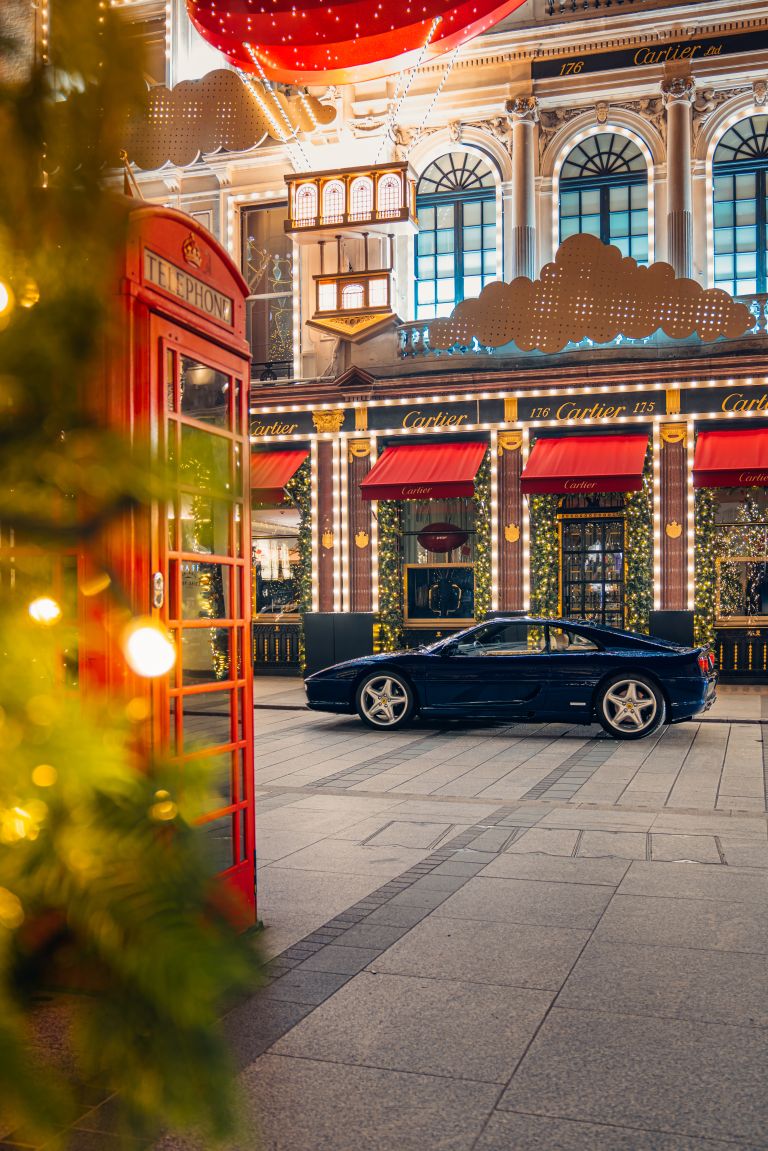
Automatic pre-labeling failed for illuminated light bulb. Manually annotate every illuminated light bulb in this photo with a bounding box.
[28,596,62,625]
[0,280,14,317]
[122,618,176,678]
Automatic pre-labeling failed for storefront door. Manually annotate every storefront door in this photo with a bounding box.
[159,325,254,910]
[561,515,625,627]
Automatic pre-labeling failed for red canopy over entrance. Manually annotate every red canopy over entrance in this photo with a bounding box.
[361,441,487,501]
[251,448,309,504]
[520,434,648,495]
[693,429,768,488]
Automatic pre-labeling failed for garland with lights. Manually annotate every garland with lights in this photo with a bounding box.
[529,493,560,617]
[286,459,312,669]
[694,488,768,645]
[474,451,492,620]
[694,488,717,647]
[624,454,653,633]
[377,500,404,651]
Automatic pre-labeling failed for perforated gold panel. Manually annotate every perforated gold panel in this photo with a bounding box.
[121,69,335,171]
[427,234,752,355]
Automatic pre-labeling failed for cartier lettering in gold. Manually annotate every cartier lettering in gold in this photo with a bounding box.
[721,391,768,413]
[402,409,469,429]
[252,418,299,435]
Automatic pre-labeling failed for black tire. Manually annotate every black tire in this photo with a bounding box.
[355,671,415,730]
[596,673,666,740]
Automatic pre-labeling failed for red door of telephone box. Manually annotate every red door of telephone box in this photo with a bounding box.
[84,204,256,922]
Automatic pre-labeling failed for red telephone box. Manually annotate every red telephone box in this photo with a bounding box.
[87,204,256,919]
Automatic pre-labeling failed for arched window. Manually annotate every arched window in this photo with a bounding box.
[713,115,768,295]
[341,282,365,310]
[349,176,374,219]
[377,173,402,216]
[293,183,318,225]
[559,133,648,264]
[321,179,345,223]
[415,152,497,321]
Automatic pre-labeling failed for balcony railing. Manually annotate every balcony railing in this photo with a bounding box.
[398,293,768,360]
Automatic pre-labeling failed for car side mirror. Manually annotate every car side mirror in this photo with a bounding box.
[440,643,458,658]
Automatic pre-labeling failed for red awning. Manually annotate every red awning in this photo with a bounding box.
[694,429,768,488]
[521,434,648,495]
[251,448,309,503]
[361,441,487,501]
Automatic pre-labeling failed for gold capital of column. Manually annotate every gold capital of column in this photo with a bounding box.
[660,424,687,446]
[348,439,372,462]
[312,408,346,433]
[498,430,522,453]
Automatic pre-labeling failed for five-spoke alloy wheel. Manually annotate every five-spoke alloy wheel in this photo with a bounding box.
[356,672,415,730]
[596,674,665,740]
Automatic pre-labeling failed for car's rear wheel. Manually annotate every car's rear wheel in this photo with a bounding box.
[356,672,415,730]
[596,674,665,740]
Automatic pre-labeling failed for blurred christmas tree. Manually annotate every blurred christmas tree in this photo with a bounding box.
[0,1,258,1145]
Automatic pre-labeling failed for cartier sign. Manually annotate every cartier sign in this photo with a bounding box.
[517,390,662,423]
[532,28,768,80]
[367,400,481,431]
[680,386,768,416]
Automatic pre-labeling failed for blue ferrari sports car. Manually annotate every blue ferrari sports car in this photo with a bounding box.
[304,617,717,740]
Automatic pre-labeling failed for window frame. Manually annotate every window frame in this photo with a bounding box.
[414,153,499,321]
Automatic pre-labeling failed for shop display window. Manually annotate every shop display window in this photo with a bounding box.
[402,499,476,623]
[713,488,768,623]
[252,507,300,615]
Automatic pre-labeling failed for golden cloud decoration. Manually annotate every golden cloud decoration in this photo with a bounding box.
[427,234,753,355]
[121,70,335,171]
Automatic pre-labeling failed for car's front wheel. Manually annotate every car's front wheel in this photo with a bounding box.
[596,674,665,740]
[356,672,415,730]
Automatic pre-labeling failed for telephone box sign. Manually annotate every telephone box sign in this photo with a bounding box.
[143,249,233,325]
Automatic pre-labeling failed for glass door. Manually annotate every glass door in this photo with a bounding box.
[561,516,625,627]
[160,329,254,913]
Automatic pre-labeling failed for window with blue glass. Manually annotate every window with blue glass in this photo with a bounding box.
[559,133,648,263]
[415,153,498,320]
[712,116,768,296]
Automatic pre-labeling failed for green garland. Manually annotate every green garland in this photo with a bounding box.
[377,500,404,651]
[694,487,717,647]
[529,494,560,616]
[285,459,312,668]
[624,455,653,633]
[474,451,492,620]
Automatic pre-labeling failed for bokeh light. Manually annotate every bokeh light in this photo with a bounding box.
[122,618,177,678]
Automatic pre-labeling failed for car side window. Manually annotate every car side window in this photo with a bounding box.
[455,623,545,656]
[548,627,599,652]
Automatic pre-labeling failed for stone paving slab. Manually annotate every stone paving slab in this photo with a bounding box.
[272,971,553,1083]
[432,875,613,929]
[498,1007,768,1144]
[473,1112,764,1150]
[594,893,768,954]
[557,938,768,1028]
[369,915,590,991]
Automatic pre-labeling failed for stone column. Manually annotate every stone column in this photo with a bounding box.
[506,96,539,280]
[497,431,524,610]
[662,76,695,279]
[315,438,335,612]
[659,423,689,610]
[347,439,373,612]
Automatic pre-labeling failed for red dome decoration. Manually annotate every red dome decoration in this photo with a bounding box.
[417,522,468,553]
[186,0,527,85]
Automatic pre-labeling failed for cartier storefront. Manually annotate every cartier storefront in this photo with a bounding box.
[250,371,768,681]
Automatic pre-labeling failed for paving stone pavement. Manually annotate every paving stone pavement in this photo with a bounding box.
[12,706,768,1150]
